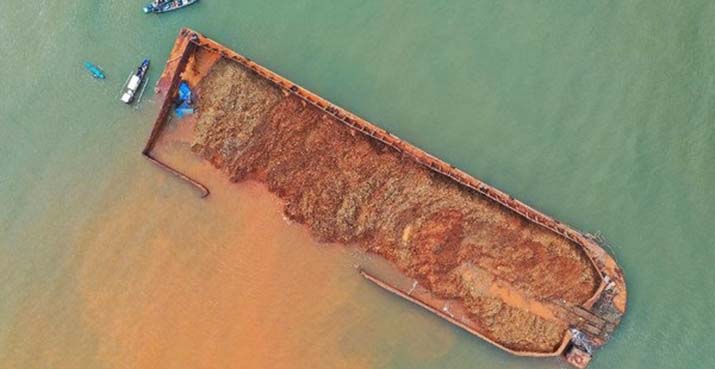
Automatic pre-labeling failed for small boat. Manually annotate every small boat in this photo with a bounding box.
[83,62,105,79]
[143,0,199,14]
[120,59,150,104]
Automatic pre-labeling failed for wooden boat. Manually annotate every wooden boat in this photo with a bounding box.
[143,0,199,14]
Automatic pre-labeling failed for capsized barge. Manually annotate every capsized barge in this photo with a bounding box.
[144,29,627,368]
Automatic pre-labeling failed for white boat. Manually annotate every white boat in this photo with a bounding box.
[121,59,150,104]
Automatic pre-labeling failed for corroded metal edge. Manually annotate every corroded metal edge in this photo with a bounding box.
[143,29,209,198]
[360,269,573,358]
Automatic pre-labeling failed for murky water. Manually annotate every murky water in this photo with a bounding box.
[1,1,714,368]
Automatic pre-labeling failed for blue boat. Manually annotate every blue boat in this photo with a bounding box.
[83,62,105,79]
[143,0,199,14]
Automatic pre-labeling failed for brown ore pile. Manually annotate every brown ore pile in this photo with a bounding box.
[189,58,601,353]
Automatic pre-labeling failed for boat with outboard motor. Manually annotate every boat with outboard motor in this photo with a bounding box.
[143,0,199,14]
[120,59,150,104]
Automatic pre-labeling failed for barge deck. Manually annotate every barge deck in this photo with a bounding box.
[144,28,627,368]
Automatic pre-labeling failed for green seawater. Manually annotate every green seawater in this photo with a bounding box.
[1,1,714,368]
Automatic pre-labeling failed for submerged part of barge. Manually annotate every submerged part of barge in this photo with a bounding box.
[146,29,627,368]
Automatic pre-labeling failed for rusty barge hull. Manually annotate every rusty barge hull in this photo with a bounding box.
[145,29,627,367]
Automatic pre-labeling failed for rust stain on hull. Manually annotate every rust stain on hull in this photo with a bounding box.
[145,28,627,367]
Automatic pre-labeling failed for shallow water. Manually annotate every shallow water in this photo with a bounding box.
[1,1,714,368]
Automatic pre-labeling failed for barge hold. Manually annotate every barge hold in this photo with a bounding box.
[146,29,627,368]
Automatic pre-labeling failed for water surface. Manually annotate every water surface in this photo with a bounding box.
[1,1,714,368]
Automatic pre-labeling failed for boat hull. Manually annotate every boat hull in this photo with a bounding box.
[121,59,150,104]
[144,0,199,14]
[83,62,105,79]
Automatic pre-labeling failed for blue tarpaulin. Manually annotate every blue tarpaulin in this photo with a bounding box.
[178,81,192,104]
[176,101,194,118]
[176,80,194,117]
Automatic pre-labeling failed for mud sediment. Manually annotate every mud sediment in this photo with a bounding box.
[188,58,601,353]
